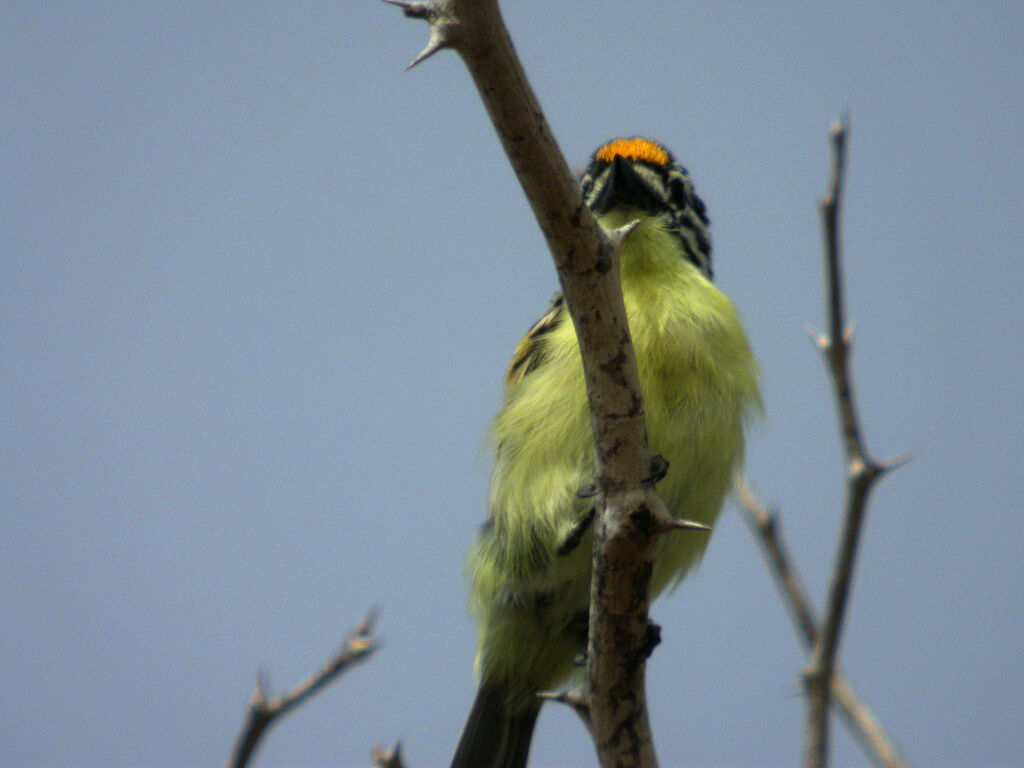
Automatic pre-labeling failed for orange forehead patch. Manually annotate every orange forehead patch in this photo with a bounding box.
[595,138,670,167]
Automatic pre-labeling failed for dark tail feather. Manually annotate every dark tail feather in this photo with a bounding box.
[450,684,541,768]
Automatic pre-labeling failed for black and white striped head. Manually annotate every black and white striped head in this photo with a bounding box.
[580,137,712,279]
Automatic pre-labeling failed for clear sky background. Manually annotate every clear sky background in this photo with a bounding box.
[2,3,1022,768]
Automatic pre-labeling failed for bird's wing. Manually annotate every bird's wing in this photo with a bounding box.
[504,293,566,388]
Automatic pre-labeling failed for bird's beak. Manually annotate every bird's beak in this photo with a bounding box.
[589,155,659,215]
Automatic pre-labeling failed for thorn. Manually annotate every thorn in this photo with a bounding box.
[381,0,433,19]
[371,740,404,768]
[254,669,269,704]
[356,605,381,637]
[660,516,712,534]
[879,450,914,474]
[805,324,829,349]
[842,320,856,345]
[648,496,711,536]
[406,33,446,70]
[607,219,641,248]
[382,0,452,70]
[347,607,383,656]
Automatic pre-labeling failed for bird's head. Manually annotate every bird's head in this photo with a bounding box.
[581,137,713,279]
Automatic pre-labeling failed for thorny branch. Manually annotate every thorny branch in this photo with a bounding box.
[225,608,381,768]
[385,2,678,767]
[802,120,906,768]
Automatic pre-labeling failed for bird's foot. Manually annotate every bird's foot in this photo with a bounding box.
[625,620,662,666]
[644,455,669,485]
[556,507,597,556]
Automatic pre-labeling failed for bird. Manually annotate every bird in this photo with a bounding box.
[450,137,761,768]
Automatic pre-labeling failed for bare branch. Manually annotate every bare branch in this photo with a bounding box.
[803,119,906,768]
[225,608,381,768]
[734,476,818,644]
[735,477,909,768]
[388,3,665,767]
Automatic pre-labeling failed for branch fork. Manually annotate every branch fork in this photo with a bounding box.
[225,608,381,768]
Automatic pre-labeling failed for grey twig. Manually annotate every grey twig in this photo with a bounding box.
[735,477,908,768]
[225,608,381,768]
[803,119,906,768]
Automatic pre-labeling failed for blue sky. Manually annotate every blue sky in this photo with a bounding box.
[2,3,1022,767]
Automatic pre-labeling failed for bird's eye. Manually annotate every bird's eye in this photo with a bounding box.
[669,176,688,206]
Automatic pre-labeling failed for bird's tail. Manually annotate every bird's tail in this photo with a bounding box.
[449,684,541,768]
